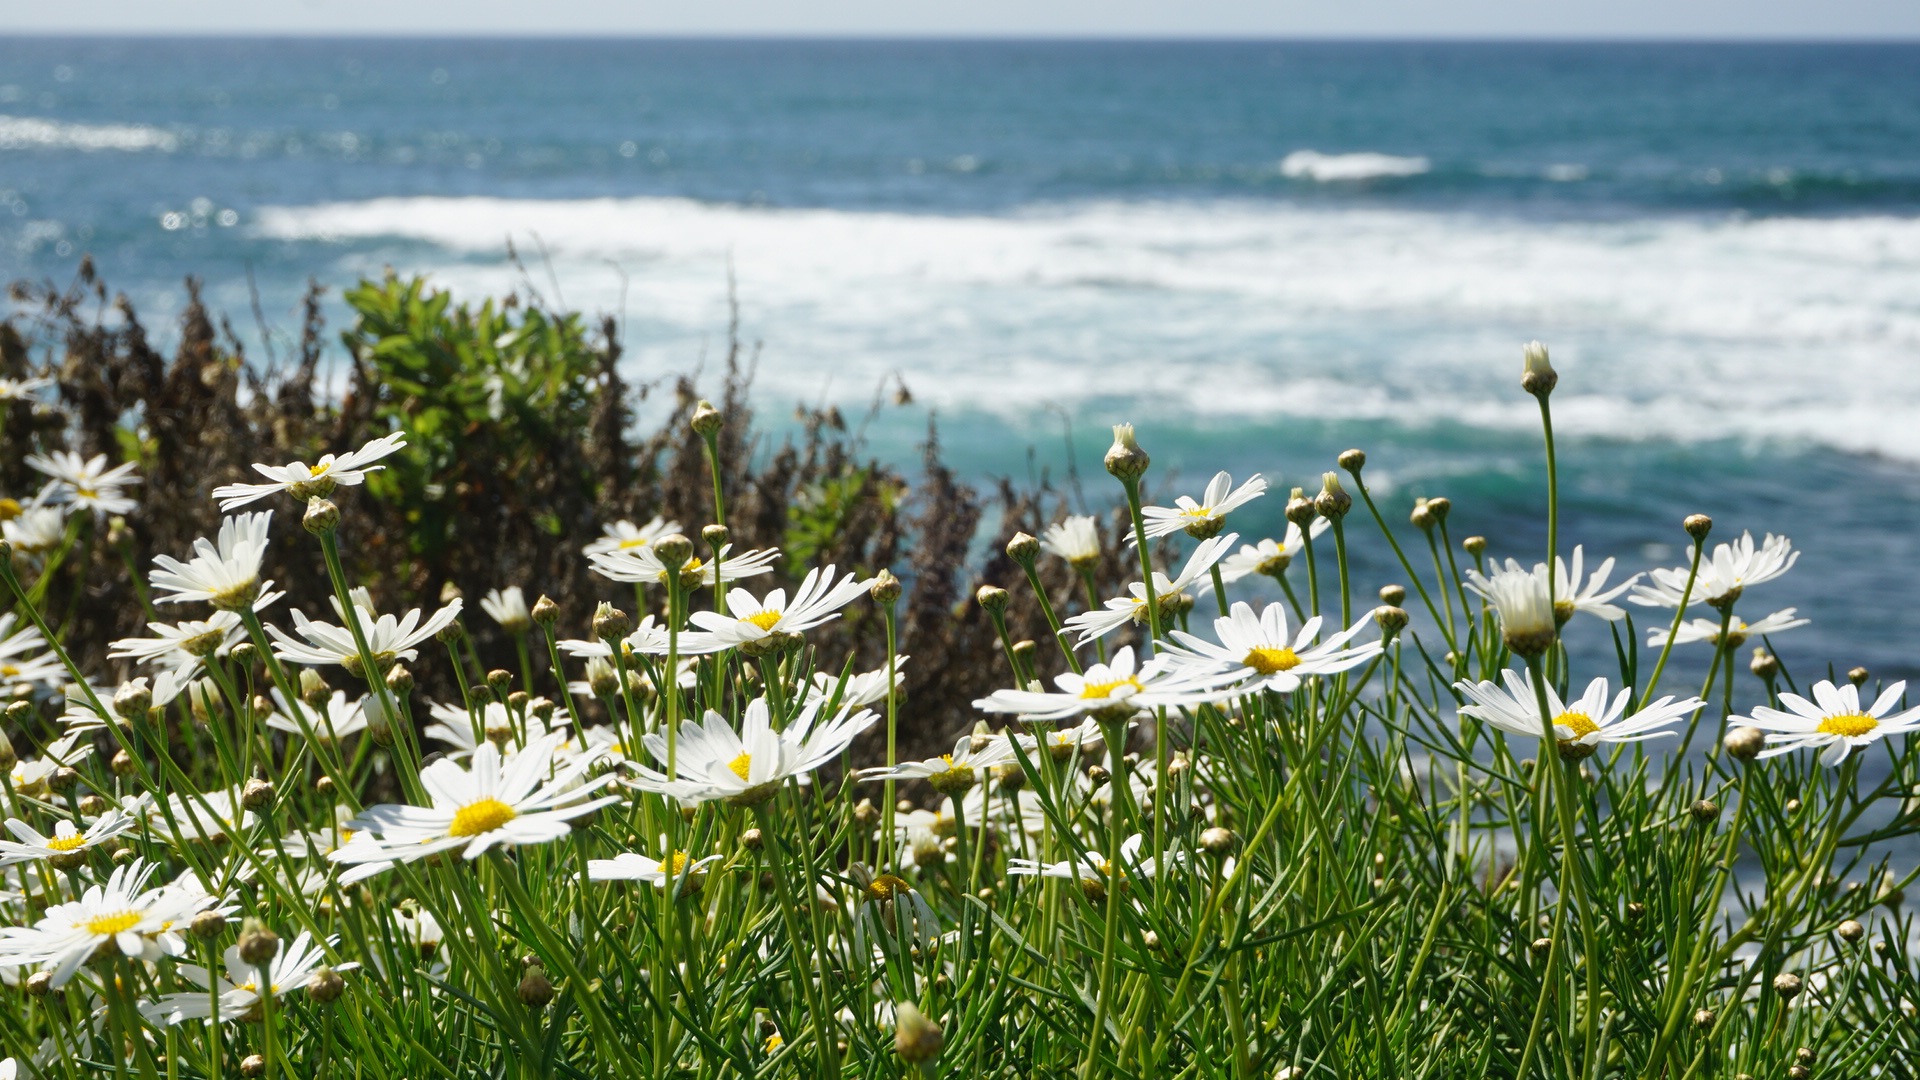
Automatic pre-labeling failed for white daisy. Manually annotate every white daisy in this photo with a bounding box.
[0,858,215,987]
[422,700,562,759]
[1630,531,1799,610]
[329,734,620,883]
[266,598,463,677]
[1062,533,1239,646]
[856,733,1015,794]
[582,515,682,558]
[1454,670,1704,761]
[807,657,910,708]
[108,610,248,679]
[1647,608,1810,649]
[850,868,940,952]
[0,376,52,401]
[265,689,371,744]
[0,811,137,868]
[210,432,407,510]
[1,503,67,557]
[587,542,777,589]
[1136,471,1267,542]
[0,613,62,690]
[1008,833,1180,886]
[142,929,358,1025]
[479,586,531,633]
[687,565,872,649]
[7,733,95,798]
[1041,515,1102,568]
[585,846,723,889]
[625,696,877,807]
[974,645,1234,724]
[1217,519,1330,584]
[150,512,279,611]
[1551,545,1640,623]
[1464,559,1557,656]
[1009,717,1122,761]
[1161,601,1381,694]
[1741,680,1920,766]
[25,450,140,516]
[557,614,729,661]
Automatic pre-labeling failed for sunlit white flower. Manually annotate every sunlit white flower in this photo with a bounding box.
[330,734,619,883]
[586,844,723,889]
[587,541,777,588]
[0,858,214,987]
[582,515,682,558]
[1630,531,1799,610]
[557,614,728,661]
[0,811,136,868]
[857,733,1014,794]
[265,689,372,745]
[7,733,95,798]
[25,450,140,516]
[1009,717,1123,761]
[479,586,531,633]
[1162,601,1380,694]
[1217,519,1330,584]
[142,929,357,1025]
[211,431,407,510]
[975,645,1233,723]
[423,700,563,759]
[807,657,910,708]
[1062,533,1239,646]
[626,696,877,807]
[1454,669,1704,761]
[1041,515,1102,568]
[850,867,940,952]
[109,610,247,679]
[0,613,62,690]
[1740,679,1920,766]
[688,565,872,649]
[1465,559,1557,656]
[1551,546,1639,623]
[266,598,463,677]
[1647,608,1809,649]
[1136,471,1266,542]
[152,787,257,846]
[0,376,52,402]
[394,906,445,957]
[150,511,280,612]
[1008,833,1180,888]
[1,503,67,557]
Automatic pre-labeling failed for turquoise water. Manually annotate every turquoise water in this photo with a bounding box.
[2,37,1918,681]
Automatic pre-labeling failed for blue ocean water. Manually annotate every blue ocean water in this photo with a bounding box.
[2,37,1919,686]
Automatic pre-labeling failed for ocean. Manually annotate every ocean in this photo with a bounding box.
[2,37,1918,686]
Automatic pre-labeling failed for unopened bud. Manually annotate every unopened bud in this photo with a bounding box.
[192,909,227,939]
[1626,902,1647,921]
[1284,487,1316,527]
[701,523,729,550]
[1750,648,1779,680]
[24,971,52,997]
[1849,666,1870,687]
[1011,640,1036,665]
[1684,514,1713,541]
[1425,496,1451,523]
[308,965,346,1003]
[303,498,341,535]
[240,1055,267,1079]
[1692,1008,1714,1029]
[78,794,107,816]
[1463,535,1488,558]
[1379,584,1406,605]
[107,748,135,777]
[1690,799,1719,825]
[1086,765,1110,788]
[652,533,694,570]
[315,775,336,799]
[518,968,556,1009]
[870,568,902,606]
[1409,498,1434,531]
[529,697,555,722]
[1314,472,1351,521]
[586,658,619,697]
[976,585,1009,614]
[1103,424,1150,483]
[243,778,275,811]
[1772,972,1802,1000]
[1006,531,1040,565]
[531,595,559,626]
[740,827,765,851]
[435,617,465,644]
[48,766,79,793]
[1723,725,1766,762]
[385,664,414,696]
[1838,919,1865,942]
[1521,341,1557,396]
[893,1001,943,1064]
[113,681,152,721]
[690,399,724,438]
[237,919,280,965]
[1373,605,1410,638]
[1199,827,1236,858]
[592,603,632,643]
[1337,448,1366,473]
[487,669,513,696]
[299,668,331,708]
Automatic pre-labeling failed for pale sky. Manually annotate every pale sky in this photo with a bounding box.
[6,0,1918,39]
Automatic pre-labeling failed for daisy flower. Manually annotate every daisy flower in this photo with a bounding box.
[582,515,682,558]
[1136,471,1267,542]
[1009,717,1123,761]
[587,541,777,589]
[1161,601,1380,694]
[1062,533,1239,646]
[0,811,137,868]
[1551,545,1639,623]
[25,450,140,516]
[266,598,463,677]
[807,657,910,708]
[1630,531,1799,610]
[1041,515,1102,568]
[210,431,407,510]
[1464,559,1557,656]
[1454,669,1704,761]
[0,375,52,402]
[264,689,371,745]
[0,614,63,690]
[1740,679,1920,766]
[850,866,940,952]
[0,858,215,987]
[109,611,247,679]
[479,586,531,633]
[856,733,1014,795]
[625,696,877,807]
[423,700,563,759]
[329,734,619,883]
[688,564,872,649]
[1,503,67,557]
[150,511,280,612]
[586,845,724,889]
[1217,519,1330,584]
[975,645,1234,724]
[557,614,729,661]
[1647,608,1809,649]
[1008,833,1180,889]
[7,733,95,799]
[142,930,358,1025]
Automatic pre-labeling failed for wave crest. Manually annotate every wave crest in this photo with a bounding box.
[0,115,178,153]
[1279,150,1430,182]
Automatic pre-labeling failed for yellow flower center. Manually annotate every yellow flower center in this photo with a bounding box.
[763,1033,784,1053]
[865,873,913,901]
[1243,647,1301,675]
[75,486,99,500]
[1179,505,1216,519]
[448,798,518,837]
[742,610,783,632]
[728,752,753,781]
[83,911,142,936]
[618,536,649,550]
[309,460,333,478]
[1079,677,1143,700]
[662,850,692,875]
[46,833,89,852]
[0,664,18,677]
[1818,712,1877,739]
[1555,712,1599,739]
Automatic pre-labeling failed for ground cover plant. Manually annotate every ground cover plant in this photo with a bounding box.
[0,277,1915,1079]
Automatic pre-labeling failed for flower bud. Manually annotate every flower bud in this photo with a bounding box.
[1772,972,1802,1000]
[1521,341,1557,396]
[1373,605,1410,638]
[893,1001,943,1064]
[240,1055,267,1079]
[237,919,280,965]
[1463,535,1487,558]
[1749,648,1779,680]
[435,616,465,644]
[1529,937,1552,958]
[1723,726,1766,762]
[740,827,765,851]
[308,965,346,1003]
[1103,423,1150,483]
[303,498,341,535]
[518,968,556,1009]
[870,568,902,606]
[1626,901,1646,921]
[690,399,724,438]
[0,726,14,772]
[1379,584,1406,606]
[592,603,632,643]
[1006,531,1040,566]
[700,523,729,552]
[1692,1008,1714,1029]
[652,533,694,571]
[975,585,1009,614]
[1337,448,1366,473]
[315,775,336,799]
[243,778,275,811]
[1086,765,1110,788]
[1425,496,1451,524]
[385,663,414,696]
[1409,498,1434,531]
[1838,919,1865,942]
[48,766,78,793]
[1284,487,1316,527]
[1314,472,1351,521]
[113,681,152,721]
[78,794,107,816]
[25,971,52,997]
[1199,827,1236,858]
[586,658,619,697]
[531,594,560,627]
[529,697,555,722]
[1689,799,1719,825]
[487,669,513,696]
[296,668,330,708]
[1849,666,1870,687]
[192,909,228,940]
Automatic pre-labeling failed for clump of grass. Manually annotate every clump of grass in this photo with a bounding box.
[0,280,1913,1079]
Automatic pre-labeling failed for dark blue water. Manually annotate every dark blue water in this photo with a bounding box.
[2,38,1918,686]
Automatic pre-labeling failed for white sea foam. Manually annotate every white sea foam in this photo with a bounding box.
[251,195,1920,461]
[0,115,178,153]
[1279,150,1431,182]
